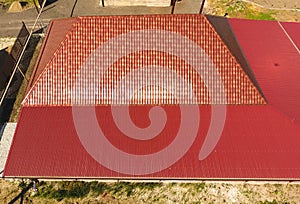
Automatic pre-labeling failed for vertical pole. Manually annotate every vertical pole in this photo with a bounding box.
[70,0,79,17]
[199,0,206,14]
[171,0,176,14]
[102,0,105,7]
[33,0,40,14]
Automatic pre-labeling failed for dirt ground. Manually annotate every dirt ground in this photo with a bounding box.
[1,179,300,203]
[248,0,299,9]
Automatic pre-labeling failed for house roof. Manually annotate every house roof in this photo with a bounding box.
[3,14,300,179]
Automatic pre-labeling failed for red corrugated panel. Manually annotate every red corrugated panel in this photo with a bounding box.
[4,105,300,179]
[229,19,300,123]
[22,15,265,106]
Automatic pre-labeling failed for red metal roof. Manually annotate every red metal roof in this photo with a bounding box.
[230,19,300,123]
[281,22,300,49]
[23,15,265,106]
[27,18,79,91]
[4,15,300,179]
[4,105,300,179]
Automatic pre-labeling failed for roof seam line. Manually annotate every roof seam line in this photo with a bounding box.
[204,16,266,104]
[277,21,300,55]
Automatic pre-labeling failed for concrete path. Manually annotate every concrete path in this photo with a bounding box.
[0,123,17,176]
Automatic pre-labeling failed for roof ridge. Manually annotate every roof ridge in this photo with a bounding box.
[203,16,266,104]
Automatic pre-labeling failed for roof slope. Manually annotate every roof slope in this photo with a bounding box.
[28,18,79,91]
[206,15,265,98]
[23,15,265,106]
[230,19,300,123]
[4,105,300,179]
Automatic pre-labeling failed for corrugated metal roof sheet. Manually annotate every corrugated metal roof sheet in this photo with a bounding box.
[230,19,300,123]
[23,15,265,106]
[4,105,300,179]
[281,22,300,49]
[206,15,265,99]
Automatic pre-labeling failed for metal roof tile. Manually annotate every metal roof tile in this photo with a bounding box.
[23,15,265,105]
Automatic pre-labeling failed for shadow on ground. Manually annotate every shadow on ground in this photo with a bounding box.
[44,0,58,7]
[8,181,34,204]
[0,48,15,91]
[0,36,40,125]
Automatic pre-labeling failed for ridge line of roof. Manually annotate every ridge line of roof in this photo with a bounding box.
[226,20,266,100]
[203,16,267,104]
[22,18,81,105]
[206,15,266,101]
[25,21,54,94]
[223,17,267,101]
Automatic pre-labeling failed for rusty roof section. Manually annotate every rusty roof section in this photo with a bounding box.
[23,14,266,105]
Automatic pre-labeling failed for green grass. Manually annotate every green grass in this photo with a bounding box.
[246,11,276,20]
[226,1,275,20]
[258,200,282,204]
[194,182,205,191]
[211,0,276,21]
[2,180,299,203]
